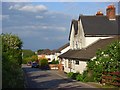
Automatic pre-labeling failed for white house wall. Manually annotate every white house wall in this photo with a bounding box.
[70,20,85,50]
[64,59,70,72]
[55,53,61,60]
[55,45,70,61]
[61,46,70,54]
[63,59,87,74]
[70,24,75,49]
[79,19,85,49]
[85,37,112,47]
[74,61,87,74]
[45,55,55,62]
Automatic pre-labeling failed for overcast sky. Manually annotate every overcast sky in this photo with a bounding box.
[2,1,119,51]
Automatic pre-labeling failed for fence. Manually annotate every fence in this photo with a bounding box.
[101,71,120,86]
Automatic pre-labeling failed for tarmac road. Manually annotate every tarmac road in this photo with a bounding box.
[22,64,97,89]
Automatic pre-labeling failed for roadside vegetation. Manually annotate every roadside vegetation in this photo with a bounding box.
[49,59,59,64]
[2,33,24,88]
[67,40,120,87]
[39,59,49,69]
[22,49,37,64]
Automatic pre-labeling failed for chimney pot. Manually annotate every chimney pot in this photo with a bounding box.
[96,11,103,16]
[106,5,116,20]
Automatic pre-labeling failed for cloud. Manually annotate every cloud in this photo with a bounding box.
[2,2,72,50]
[39,25,67,31]
[43,36,66,41]
[35,15,44,19]
[4,25,67,32]
[9,4,47,13]
[0,15,9,20]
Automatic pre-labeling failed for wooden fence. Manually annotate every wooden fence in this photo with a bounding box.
[101,71,120,86]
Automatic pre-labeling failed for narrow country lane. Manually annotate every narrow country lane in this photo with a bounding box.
[22,64,97,89]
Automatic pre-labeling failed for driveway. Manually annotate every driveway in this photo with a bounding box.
[22,64,96,89]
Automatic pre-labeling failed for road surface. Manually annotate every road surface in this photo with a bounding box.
[22,64,96,89]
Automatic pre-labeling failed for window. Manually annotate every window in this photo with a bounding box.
[75,60,79,65]
[68,60,71,68]
[65,60,67,67]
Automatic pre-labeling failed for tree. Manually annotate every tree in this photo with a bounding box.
[37,49,44,53]
[2,33,24,88]
[86,40,120,82]
[2,33,23,65]
[22,49,35,58]
[22,49,36,64]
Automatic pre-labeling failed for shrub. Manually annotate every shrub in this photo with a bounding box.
[49,59,59,64]
[39,59,49,69]
[67,72,74,78]
[76,74,83,81]
[67,72,79,79]
[73,72,79,79]
[86,40,120,82]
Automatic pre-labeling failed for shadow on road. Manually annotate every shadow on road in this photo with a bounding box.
[26,77,82,88]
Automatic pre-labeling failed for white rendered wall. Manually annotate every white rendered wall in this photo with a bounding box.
[45,55,55,62]
[55,53,61,60]
[61,46,70,54]
[63,59,87,74]
[85,37,112,47]
[74,61,87,74]
[70,25,75,49]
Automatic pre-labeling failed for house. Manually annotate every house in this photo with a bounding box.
[37,43,70,63]
[59,37,120,73]
[37,49,56,62]
[55,43,70,61]
[59,5,120,73]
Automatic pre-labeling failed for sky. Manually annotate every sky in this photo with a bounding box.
[2,1,119,51]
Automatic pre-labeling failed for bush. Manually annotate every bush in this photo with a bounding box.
[67,72,74,78]
[67,72,79,79]
[39,59,49,69]
[79,70,99,82]
[86,41,120,82]
[76,74,83,81]
[49,59,59,64]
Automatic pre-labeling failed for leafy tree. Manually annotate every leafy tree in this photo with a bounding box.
[37,49,44,53]
[22,49,36,64]
[2,33,24,88]
[86,40,120,82]
[22,49,35,58]
[22,55,38,64]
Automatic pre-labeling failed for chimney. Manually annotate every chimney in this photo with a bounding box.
[96,11,103,16]
[106,5,116,20]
